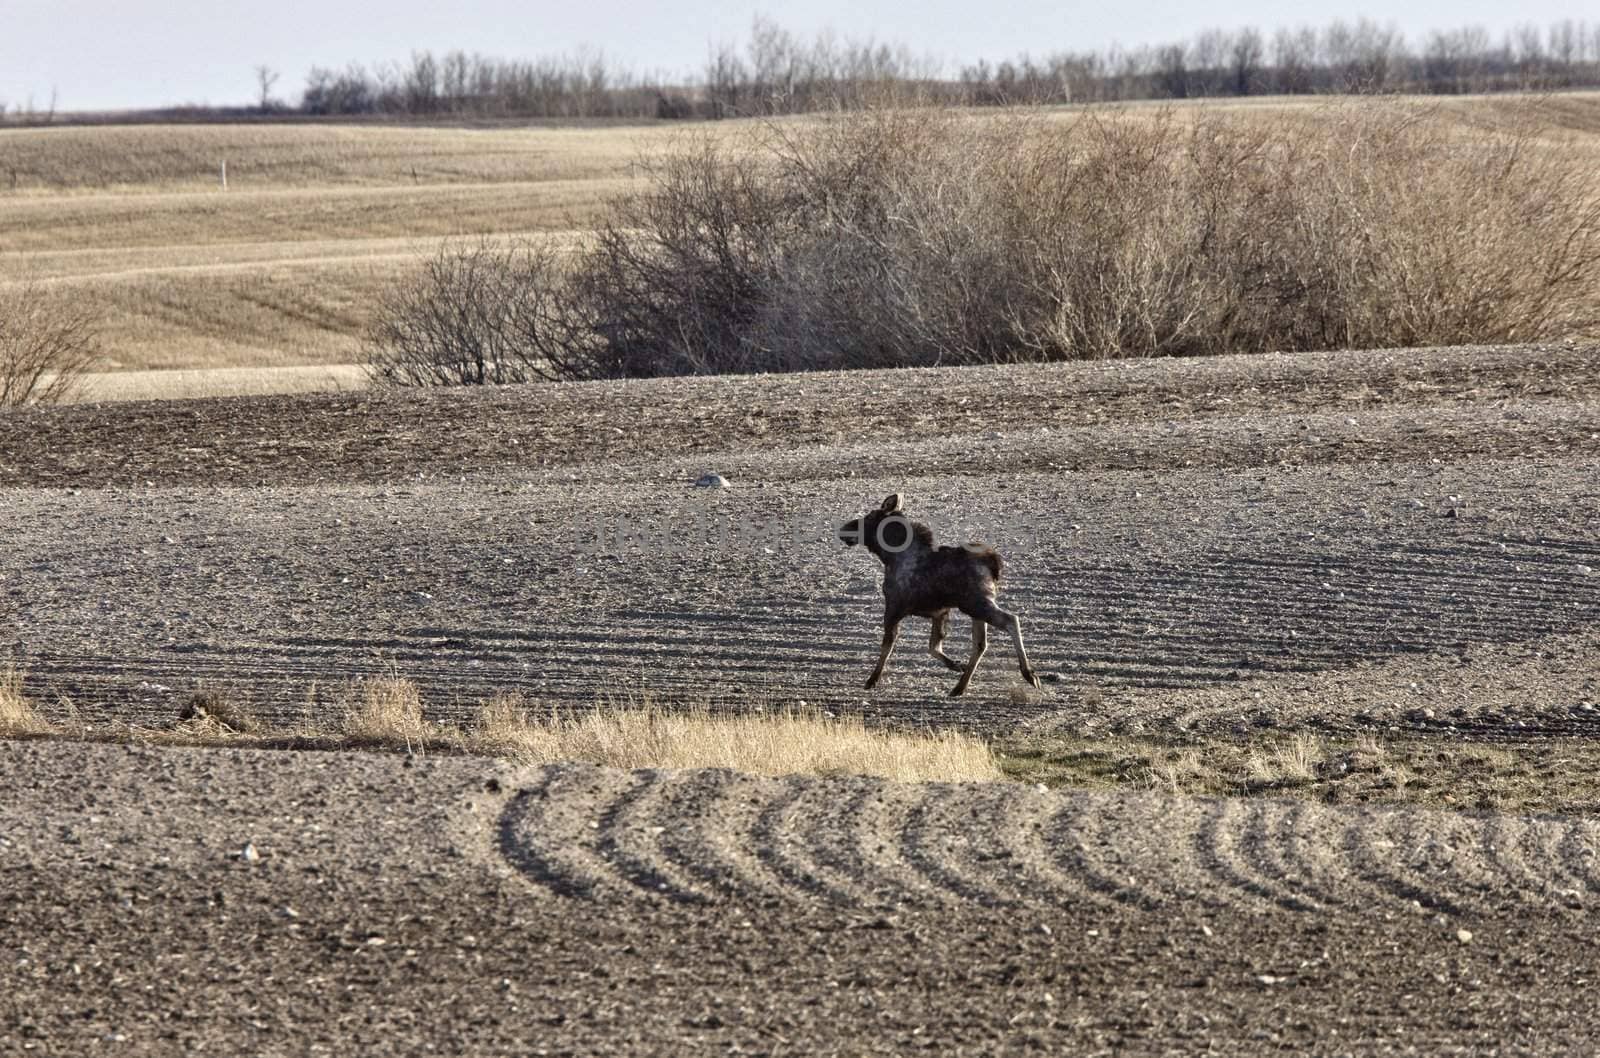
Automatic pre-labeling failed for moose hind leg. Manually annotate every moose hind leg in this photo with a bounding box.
[928,611,961,672]
[977,602,1041,688]
[949,618,988,697]
[865,618,902,690]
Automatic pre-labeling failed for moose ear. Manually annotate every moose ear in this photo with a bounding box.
[880,493,903,513]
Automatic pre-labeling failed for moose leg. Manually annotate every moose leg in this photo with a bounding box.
[950,618,988,697]
[928,610,962,672]
[975,601,1041,688]
[864,617,902,690]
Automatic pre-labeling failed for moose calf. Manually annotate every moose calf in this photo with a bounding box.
[838,493,1040,697]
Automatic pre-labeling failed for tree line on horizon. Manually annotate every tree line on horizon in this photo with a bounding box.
[287,17,1600,120]
[5,16,1600,124]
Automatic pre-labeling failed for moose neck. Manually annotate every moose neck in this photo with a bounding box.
[869,519,935,567]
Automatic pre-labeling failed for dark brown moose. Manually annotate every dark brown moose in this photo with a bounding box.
[839,494,1040,697]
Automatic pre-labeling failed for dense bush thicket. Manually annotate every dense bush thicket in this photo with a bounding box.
[367,101,1600,385]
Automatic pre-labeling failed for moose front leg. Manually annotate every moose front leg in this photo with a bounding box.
[864,616,902,690]
[928,610,962,672]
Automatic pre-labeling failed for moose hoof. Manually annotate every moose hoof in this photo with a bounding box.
[864,676,880,690]
[948,683,969,698]
[1024,671,1041,688]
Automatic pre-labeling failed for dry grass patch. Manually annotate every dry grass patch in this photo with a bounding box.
[175,689,260,735]
[1245,732,1327,786]
[340,676,433,747]
[321,680,1000,782]
[473,694,1002,782]
[0,665,54,736]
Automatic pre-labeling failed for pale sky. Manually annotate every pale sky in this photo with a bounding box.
[2,0,1593,112]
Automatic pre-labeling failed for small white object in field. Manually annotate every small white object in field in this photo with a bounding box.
[240,843,260,863]
[1456,928,1473,944]
[1578,565,1594,577]
[694,473,729,488]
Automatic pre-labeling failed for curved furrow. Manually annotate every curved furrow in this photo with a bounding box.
[1386,810,1570,916]
[492,767,1600,917]
[680,773,871,906]
[1269,799,1377,913]
[1233,799,1343,912]
[494,764,643,902]
[1477,814,1562,914]
[1043,795,1170,913]
[587,770,713,905]
[1512,815,1596,910]
[819,780,961,908]
[1557,822,1600,900]
[1343,807,1469,917]
[630,769,772,905]
[1080,794,1230,911]
[1190,799,1321,913]
[893,783,1030,910]
[747,780,865,907]
[794,780,942,907]
[977,785,1114,912]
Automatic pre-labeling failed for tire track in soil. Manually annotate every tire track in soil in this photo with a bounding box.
[495,764,1600,919]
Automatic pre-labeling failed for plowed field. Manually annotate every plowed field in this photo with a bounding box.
[4,342,1600,1053]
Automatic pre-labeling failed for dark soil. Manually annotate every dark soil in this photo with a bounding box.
[2,344,1597,734]
[3,740,1597,1056]
[3,343,1599,1054]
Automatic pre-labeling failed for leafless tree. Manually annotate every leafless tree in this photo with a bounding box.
[0,283,99,407]
[254,65,280,111]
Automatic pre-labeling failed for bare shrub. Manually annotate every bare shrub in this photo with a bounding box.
[364,239,565,387]
[0,283,99,406]
[1249,101,1600,349]
[544,100,1600,378]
